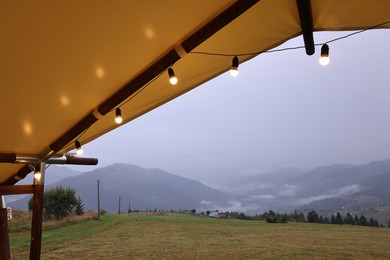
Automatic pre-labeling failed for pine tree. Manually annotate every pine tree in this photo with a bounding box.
[331,215,336,224]
[307,211,319,223]
[359,215,367,226]
[353,215,360,225]
[74,196,84,216]
[345,213,353,224]
[335,212,343,224]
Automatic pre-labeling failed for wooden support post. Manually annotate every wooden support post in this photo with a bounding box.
[0,196,11,260]
[0,185,34,195]
[30,162,45,260]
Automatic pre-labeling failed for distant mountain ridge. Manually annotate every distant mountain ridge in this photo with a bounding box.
[10,163,233,212]
[8,160,390,225]
[288,160,390,198]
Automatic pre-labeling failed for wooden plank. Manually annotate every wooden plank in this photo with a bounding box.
[182,0,260,52]
[3,165,32,185]
[65,156,98,165]
[0,208,11,260]
[0,153,16,163]
[30,184,44,260]
[0,185,34,195]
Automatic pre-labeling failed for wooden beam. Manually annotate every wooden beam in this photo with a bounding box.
[0,153,16,163]
[0,185,34,195]
[296,0,315,55]
[0,208,11,260]
[3,165,32,185]
[0,197,11,260]
[29,162,45,260]
[29,184,44,260]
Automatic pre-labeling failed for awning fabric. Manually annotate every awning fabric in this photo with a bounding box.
[1,0,390,184]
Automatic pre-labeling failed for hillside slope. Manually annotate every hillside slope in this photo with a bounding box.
[10,163,232,212]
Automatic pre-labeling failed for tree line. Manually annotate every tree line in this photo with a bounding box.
[27,186,389,228]
[221,209,386,227]
[305,210,383,227]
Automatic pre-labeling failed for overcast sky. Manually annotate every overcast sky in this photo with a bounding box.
[74,29,390,183]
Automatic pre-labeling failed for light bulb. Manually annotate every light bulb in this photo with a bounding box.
[75,141,84,155]
[34,171,41,181]
[168,68,178,85]
[115,108,123,124]
[230,68,239,77]
[319,44,330,66]
[230,56,239,77]
[76,147,84,155]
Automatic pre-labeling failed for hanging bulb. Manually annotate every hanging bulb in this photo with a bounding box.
[319,44,330,66]
[75,140,84,155]
[230,56,239,77]
[115,108,123,124]
[34,170,41,181]
[168,68,178,85]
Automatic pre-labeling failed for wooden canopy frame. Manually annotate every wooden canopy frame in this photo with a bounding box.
[0,157,98,259]
[0,163,43,260]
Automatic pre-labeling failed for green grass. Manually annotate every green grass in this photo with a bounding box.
[10,213,390,259]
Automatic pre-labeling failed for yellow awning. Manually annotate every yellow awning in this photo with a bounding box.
[1,0,389,184]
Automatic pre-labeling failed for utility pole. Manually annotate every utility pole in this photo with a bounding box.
[97,179,100,220]
[118,196,121,215]
[128,202,131,215]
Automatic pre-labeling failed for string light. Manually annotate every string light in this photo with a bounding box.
[115,108,123,124]
[319,44,330,66]
[66,21,389,145]
[34,169,41,181]
[75,140,84,155]
[168,68,178,85]
[230,56,239,77]
[190,20,389,66]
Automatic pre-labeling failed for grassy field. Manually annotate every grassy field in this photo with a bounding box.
[9,212,390,259]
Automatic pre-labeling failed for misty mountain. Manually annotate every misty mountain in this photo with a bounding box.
[299,170,390,211]
[10,163,233,213]
[214,159,390,217]
[8,159,390,223]
[287,160,390,198]
[213,167,307,195]
[356,172,390,204]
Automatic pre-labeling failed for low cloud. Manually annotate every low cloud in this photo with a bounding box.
[218,183,275,194]
[275,184,297,197]
[335,184,361,196]
[200,200,213,206]
[217,200,264,213]
[294,184,361,205]
[248,194,276,200]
